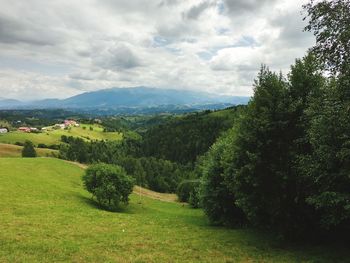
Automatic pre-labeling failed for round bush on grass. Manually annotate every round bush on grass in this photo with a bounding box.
[82,163,135,210]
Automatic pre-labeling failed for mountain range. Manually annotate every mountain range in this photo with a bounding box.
[0,87,250,113]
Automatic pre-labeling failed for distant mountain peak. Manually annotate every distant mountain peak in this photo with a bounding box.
[0,87,250,111]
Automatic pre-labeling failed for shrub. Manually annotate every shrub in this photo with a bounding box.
[82,163,135,209]
[176,179,201,202]
[188,187,200,208]
[22,140,37,158]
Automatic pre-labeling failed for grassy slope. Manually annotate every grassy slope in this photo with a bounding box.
[0,124,122,146]
[0,143,58,157]
[0,158,348,262]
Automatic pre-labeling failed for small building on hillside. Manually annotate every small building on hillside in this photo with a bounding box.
[64,119,79,127]
[30,127,39,132]
[0,127,9,133]
[18,127,31,133]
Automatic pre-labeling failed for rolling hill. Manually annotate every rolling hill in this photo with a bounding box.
[0,157,348,262]
[0,143,57,157]
[0,124,122,146]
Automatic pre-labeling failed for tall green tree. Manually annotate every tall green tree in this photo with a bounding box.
[22,140,37,158]
[304,0,350,75]
[303,0,350,233]
[230,66,290,230]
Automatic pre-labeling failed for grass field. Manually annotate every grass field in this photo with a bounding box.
[0,158,348,262]
[0,124,122,146]
[0,143,58,157]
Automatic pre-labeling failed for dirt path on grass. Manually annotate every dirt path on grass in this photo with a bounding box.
[64,160,89,169]
[133,185,178,203]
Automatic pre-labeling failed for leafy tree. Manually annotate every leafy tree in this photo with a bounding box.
[230,66,290,229]
[304,0,350,75]
[303,0,350,234]
[82,163,134,209]
[302,76,350,232]
[200,128,246,226]
[22,140,37,158]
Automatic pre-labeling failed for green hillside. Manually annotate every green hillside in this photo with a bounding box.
[0,124,122,146]
[142,106,243,164]
[0,158,348,262]
[0,143,58,157]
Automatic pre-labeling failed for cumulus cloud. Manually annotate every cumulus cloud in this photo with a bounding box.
[0,0,314,100]
[94,44,142,71]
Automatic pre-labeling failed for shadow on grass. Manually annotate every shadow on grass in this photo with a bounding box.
[76,194,135,214]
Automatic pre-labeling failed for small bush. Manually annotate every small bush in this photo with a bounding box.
[189,187,200,208]
[176,179,201,202]
[22,140,37,158]
[82,163,135,209]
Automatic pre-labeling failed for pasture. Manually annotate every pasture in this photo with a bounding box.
[0,143,58,157]
[0,158,348,262]
[0,124,122,146]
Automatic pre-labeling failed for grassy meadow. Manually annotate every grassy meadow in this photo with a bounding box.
[0,143,58,157]
[0,124,122,146]
[0,157,348,262]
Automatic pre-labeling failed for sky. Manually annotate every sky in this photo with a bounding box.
[0,0,315,101]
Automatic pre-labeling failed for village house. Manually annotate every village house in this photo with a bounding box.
[64,119,79,127]
[18,127,31,133]
[0,127,9,133]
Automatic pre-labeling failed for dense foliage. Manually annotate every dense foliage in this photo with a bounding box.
[82,163,134,209]
[200,128,246,226]
[60,136,189,193]
[59,107,242,193]
[199,0,350,240]
[176,179,201,202]
[22,140,37,158]
[304,0,350,74]
[142,107,242,164]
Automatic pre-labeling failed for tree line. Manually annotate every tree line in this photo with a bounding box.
[198,0,350,240]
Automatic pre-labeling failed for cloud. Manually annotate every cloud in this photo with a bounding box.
[94,44,142,71]
[223,0,277,15]
[0,0,314,100]
[0,15,60,46]
[183,1,214,20]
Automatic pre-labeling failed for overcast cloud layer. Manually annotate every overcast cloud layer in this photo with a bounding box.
[0,0,314,100]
